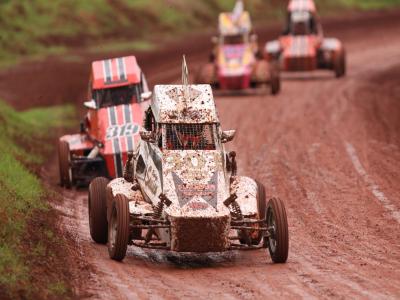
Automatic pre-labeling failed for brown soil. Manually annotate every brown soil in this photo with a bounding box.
[1,10,400,299]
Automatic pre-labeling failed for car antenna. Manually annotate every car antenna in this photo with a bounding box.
[232,0,244,23]
[181,55,190,111]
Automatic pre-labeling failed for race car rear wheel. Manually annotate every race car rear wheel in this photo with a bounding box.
[269,61,281,95]
[88,177,109,244]
[108,194,130,261]
[265,197,288,263]
[58,140,72,188]
[334,50,346,78]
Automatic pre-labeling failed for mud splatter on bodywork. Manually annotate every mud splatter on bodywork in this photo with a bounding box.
[152,85,219,124]
[108,178,153,215]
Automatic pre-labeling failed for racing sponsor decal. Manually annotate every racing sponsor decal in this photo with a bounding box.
[172,172,218,209]
[187,201,210,211]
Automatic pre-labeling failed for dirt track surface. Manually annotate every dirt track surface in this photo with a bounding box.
[2,11,400,299]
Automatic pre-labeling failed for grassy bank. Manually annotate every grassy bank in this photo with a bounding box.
[0,101,75,299]
[1,0,399,65]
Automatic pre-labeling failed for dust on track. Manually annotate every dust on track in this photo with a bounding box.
[1,10,400,299]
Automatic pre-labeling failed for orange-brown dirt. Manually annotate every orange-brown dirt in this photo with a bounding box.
[1,10,399,299]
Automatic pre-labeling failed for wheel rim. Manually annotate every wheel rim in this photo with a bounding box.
[109,208,117,250]
[267,209,277,254]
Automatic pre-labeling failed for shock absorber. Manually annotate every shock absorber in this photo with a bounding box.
[145,194,172,243]
[231,201,243,220]
[153,200,164,220]
[224,193,251,245]
[223,193,243,221]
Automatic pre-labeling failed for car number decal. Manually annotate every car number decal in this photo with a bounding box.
[106,123,139,140]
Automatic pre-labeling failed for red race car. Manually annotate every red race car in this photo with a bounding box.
[264,0,346,78]
[197,1,280,94]
[58,56,151,188]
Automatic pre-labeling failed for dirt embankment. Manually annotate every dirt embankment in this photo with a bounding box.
[0,10,399,299]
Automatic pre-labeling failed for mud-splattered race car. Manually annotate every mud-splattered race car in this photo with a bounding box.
[197,1,280,94]
[58,56,151,188]
[264,0,346,77]
[88,60,289,263]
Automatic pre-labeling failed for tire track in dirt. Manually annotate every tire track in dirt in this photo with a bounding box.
[345,142,400,223]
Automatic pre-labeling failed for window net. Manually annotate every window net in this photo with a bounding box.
[164,124,216,150]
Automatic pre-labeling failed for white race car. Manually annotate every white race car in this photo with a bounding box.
[88,59,289,263]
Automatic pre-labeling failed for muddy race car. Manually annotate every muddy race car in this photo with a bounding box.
[88,59,288,263]
[196,1,280,94]
[264,0,346,77]
[58,56,151,188]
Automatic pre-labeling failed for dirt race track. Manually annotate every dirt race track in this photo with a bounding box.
[1,11,400,299]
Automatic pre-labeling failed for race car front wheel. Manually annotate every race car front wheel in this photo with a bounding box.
[89,177,110,244]
[58,140,72,188]
[265,197,289,263]
[108,194,130,261]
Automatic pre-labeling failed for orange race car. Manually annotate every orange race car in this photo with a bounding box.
[264,0,346,78]
[58,56,151,188]
[197,1,280,94]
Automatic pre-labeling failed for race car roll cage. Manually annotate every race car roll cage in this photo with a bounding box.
[283,11,322,36]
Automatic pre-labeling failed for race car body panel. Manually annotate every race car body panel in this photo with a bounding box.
[89,104,143,178]
[92,56,142,90]
[281,35,319,71]
[135,146,233,252]
[217,44,255,89]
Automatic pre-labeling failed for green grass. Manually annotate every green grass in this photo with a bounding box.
[0,101,75,298]
[0,0,399,65]
[338,0,400,9]
[89,39,156,54]
[47,281,69,297]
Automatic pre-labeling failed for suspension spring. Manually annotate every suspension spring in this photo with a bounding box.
[145,194,171,244]
[153,201,164,220]
[231,201,243,220]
